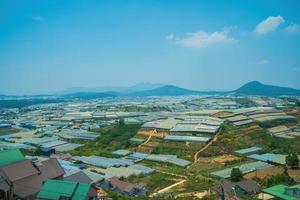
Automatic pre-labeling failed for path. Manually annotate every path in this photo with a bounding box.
[193,129,221,163]
[155,169,187,179]
[149,179,186,197]
[138,129,156,148]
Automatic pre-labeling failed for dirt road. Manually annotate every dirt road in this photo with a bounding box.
[192,129,221,163]
[138,129,156,148]
[149,179,186,197]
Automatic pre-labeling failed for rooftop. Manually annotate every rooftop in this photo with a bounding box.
[0,149,25,166]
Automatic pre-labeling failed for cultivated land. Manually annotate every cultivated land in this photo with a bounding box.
[0,94,300,199]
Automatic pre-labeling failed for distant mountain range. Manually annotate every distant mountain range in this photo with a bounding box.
[62,83,165,94]
[1,81,300,100]
[58,81,300,98]
[235,81,300,96]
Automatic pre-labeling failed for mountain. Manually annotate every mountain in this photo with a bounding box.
[129,85,199,96]
[235,81,300,96]
[62,83,165,94]
[61,92,115,99]
[2,81,299,99]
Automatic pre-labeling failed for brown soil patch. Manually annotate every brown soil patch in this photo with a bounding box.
[244,166,284,179]
[138,129,166,138]
[212,154,240,164]
[241,124,262,133]
[288,168,300,182]
[212,111,233,118]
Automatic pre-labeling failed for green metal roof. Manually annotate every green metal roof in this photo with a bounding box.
[0,149,25,166]
[287,184,300,190]
[37,179,90,200]
[72,183,90,200]
[262,184,296,200]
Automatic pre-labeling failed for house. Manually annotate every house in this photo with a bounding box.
[0,149,64,199]
[64,171,93,183]
[285,184,300,199]
[212,180,260,196]
[0,149,25,166]
[100,176,147,196]
[262,184,300,200]
[37,179,93,200]
[64,171,97,197]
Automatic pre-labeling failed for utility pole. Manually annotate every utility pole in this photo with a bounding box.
[221,184,225,200]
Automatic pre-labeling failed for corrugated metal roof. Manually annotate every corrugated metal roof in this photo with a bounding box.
[210,161,272,179]
[235,147,262,154]
[112,149,131,156]
[164,135,210,142]
[248,153,287,164]
[54,143,82,152]
[0,149,25,166]
[72,155,133,168]
[37,179,78,199]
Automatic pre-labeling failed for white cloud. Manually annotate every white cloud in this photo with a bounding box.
[284,23,300,33]
[257,59,270,65]
[167,28,235,48]
[255,16,285,35]
[31,16,44,22]
[166,34,175,40]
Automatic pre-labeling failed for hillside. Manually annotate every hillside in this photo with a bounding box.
[235,81,300,96]
[129,85,199,96]
[61,92,115,99]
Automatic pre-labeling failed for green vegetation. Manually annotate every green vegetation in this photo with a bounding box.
[230,168,243,182]
[139,160,187,176]
[259,118,298,128]
[69,123,141,157]
[201,194,218,200]
[0,99,65,108]
[107,192,152,200]
[255,171,295,188]
[286,152,299,169]
[179,175,216,193]
[126,172,177,194]
[117,105,172,112]
[236,97,257,107]
[150,139,204,161]
[20,147,42,156]
[202,123,300,157]
[187,162,224,176]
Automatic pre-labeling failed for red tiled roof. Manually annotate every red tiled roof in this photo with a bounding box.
[0,159,38,182]
[108,177,135,193]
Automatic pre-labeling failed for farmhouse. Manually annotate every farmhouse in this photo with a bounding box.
[262,184,300,200]
[100,176,147,196]
[0,149,64,199]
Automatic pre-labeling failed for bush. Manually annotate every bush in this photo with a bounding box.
[230,168,243,182]
[286,152,299,169]
[257,171,295,187]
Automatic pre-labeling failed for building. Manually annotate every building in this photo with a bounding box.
[212,180,260,196]
[262,184,300,200]
[37,179,93,200]
[0,149,64,199]
[100,176,147,196]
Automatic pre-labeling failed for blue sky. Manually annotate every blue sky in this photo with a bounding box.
[0,0,300,95]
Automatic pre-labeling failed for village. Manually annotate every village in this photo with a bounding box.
[0,95,300,200]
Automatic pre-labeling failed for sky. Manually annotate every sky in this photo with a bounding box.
[1,0,300,95]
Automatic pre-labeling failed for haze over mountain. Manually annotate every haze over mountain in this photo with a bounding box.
[235,81,300,96]
[62,81,300,97]
[62,83,165,94]
[1,81,300,100]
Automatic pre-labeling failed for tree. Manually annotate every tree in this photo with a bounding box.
[118,118,125,125]
[286,152,299,169]
[230,168,243,182]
